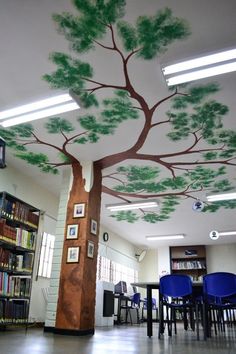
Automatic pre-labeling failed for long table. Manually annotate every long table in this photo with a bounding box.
[131,281,203,338]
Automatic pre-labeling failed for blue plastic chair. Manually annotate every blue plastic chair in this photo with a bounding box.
[203,272,236,338]
[158,274,196,338]
[120,292,141,324]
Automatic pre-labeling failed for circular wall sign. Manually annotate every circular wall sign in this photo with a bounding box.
[103,232,109,242]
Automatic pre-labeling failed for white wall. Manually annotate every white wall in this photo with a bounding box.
[0,164,59,322]
[98,225,138,271]
[206,244,236,273]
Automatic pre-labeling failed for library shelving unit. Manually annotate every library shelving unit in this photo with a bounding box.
[0,191,40,329]
[170,245,207,282]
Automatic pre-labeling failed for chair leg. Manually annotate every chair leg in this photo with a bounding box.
[158,302,164,339]
[136,308,140,324]
[196,303,200,340]
[127,308,132,325]
[167,307,172,336]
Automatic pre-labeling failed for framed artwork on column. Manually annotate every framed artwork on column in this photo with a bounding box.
[67,246,80,263]
[73,203,86,218]
[87,240,95,259]
[90,219,97,235]
[66,224,79,240]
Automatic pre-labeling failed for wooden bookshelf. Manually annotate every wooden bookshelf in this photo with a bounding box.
[170,245,207,282]
[0,192,40,327]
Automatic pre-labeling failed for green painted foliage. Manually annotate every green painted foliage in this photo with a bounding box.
[172,83,219,109]
[53,0,125,54]
[109,164,236,223]
[45,117,75,134]
[136,8,190,59]
[43,53,98,108]
[111,210,139,223]
[117,165,160,181]
[117,21,138,51]
[15,152,59,174]
[168,84,229,146]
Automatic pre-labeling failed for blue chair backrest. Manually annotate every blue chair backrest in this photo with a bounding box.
[160,274,192,298]
[203,272,236,298]
[131,292,141,306]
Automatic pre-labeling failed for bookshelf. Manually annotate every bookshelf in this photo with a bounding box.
[0,192,40,327]
[170,245,207,282]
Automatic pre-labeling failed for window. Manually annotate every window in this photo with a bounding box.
[38,232,55,278]
[97,255,138,288]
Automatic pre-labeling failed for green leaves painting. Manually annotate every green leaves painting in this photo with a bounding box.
[2,0,236,224]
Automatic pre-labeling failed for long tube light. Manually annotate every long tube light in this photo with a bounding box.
[219,231,236,236]
[146,234,185,241]
[0,93,80,127]
[162,48,236,86]
[163,48,236,75]
[166,62,236,86]
[206,192,236,202]
[106,200,158,212]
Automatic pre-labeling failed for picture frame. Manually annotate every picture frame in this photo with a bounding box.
[73,203,86,218]
[90,219,97,235]
[87,240,95,259]
[67,246,80,263]
[66,224,79,240]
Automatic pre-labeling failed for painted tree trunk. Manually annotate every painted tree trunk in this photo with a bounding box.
[55,162,102,333]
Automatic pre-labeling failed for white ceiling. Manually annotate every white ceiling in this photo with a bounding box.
[1,0,236,249]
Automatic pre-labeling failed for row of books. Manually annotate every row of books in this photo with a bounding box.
[0,196,39,228]
[189,274,204,282]
[0,298,29,323]
[0,248,15,270]
[0,248,34,272]
[172,260,206,270]
[0,272,31,297]
[15,253,34,272]
[0,219,16,243]
[0,219,36,250]
[16,228,36,250]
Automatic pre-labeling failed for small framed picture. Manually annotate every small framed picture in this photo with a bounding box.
[73,203,86,218]
[67,246,80,263]
[90,219,97,235]
[87,241,95,259]
[66,224,79,240]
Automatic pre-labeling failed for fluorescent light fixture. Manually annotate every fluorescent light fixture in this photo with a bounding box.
[219,231,236,236]
[0,93,80,127]
[146,234,185,241]
[163,48,236,75]
[206,192,236,202]
[166,62,236,86]
[106,200,158,212]
[162,48,236,86]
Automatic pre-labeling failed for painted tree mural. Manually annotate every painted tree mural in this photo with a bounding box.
[1,0,236,332]
[1,0,236,223]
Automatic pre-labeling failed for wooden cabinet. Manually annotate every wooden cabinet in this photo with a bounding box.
[170,245,207,282]
[0,192,40,327]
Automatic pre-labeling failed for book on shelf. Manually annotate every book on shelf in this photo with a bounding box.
[0,196,39,228]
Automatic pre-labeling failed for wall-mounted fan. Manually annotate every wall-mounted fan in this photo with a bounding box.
[135,250,147,262]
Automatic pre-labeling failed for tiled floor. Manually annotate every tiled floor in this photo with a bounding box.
[0,323,235,354]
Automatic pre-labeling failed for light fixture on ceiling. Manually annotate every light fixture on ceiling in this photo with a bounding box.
[146,234,185,241]
[0,91,80,127]
[209,229,236,240]
[219,231,236,236]
[106,200,158,212]
[162,48,236,86]
[206,191,236,202]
